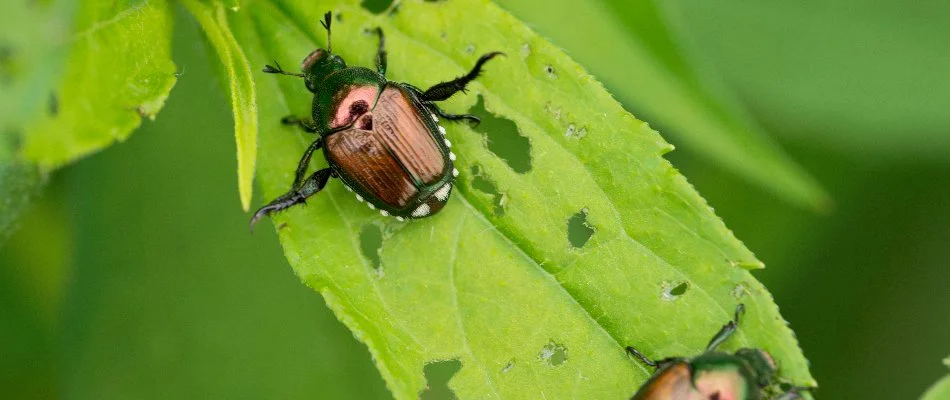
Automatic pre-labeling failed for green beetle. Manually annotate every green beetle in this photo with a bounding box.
[625,304,813,400]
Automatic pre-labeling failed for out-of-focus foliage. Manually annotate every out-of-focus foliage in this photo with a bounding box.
[495,0,829,211]
[0,0,177,241]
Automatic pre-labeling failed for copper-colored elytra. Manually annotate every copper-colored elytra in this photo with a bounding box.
[325,85,448,209]
[633,363,696,400]
[372,85,444,185]
[326,126,418,207]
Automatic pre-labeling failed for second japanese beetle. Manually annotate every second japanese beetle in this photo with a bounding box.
[251,12,503,228]
[626,304,814,400]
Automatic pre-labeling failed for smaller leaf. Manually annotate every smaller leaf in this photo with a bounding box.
[182,0,258,210]
[20,0,177,170]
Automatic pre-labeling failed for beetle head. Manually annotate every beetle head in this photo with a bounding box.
[735,348,778,388]
[299,11,346,92]
[300,48,346,92]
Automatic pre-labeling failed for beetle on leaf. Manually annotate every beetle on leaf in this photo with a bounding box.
[626,304,815,400]
[251,11,503,228]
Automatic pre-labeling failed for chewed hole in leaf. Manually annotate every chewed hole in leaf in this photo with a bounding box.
[544,65,557,79]
[470,165,506,217]
[732,283,747,298]
[420,359,462,400]
[539,341,567,366]
[469,95,532,173]
[501,359,515,373]
[359,223,383,272]
[565,124,588,139]
[661,281,690,301]
[567,208,594,248]
[360,0,393,14]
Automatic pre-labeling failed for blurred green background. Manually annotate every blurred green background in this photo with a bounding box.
[2,1,949,399]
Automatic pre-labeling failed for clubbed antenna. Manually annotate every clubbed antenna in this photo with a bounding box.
[321,11,332,53]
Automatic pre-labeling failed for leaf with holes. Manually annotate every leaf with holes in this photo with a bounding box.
[208,0,816,398]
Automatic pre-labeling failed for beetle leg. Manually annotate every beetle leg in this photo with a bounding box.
[291,138,324,188]
[281,116,319,133]
[262,61,304,78]
[374,27,388,77]
[429,106,481,126]
[705,303,745,352]
[420,52,504,101]
[625,346,659,368]
[250,168,334,231]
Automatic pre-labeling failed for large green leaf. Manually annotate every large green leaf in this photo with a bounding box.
[494,0,829,211]
[197,0,815,397]
[20,0,177,170]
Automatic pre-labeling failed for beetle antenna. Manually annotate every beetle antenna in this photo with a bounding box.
[321,11,332,53]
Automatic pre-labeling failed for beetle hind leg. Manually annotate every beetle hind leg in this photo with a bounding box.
[429,106,481,127]
[421,52,504,102]
[249,168,334,231]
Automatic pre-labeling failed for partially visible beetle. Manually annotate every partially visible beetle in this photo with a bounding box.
[625,304,814,400]
[251,12,503,228]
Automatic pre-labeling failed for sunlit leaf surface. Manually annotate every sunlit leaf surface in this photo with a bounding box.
[187,0,818,398]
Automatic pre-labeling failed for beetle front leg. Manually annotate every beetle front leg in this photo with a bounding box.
[705,304,745,352]
[373,27,387,77]
[250,168,334,230]
[420,52,504,101]
[281,116,319,133]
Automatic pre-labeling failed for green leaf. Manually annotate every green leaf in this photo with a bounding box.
[921,358,950,400]
[218,0,814,398]
[181,0,258,211]
[19,0,177,170]
[494,0,830,211]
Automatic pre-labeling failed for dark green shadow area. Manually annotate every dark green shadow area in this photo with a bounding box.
[420,359,462,400]
[468,95,531,174]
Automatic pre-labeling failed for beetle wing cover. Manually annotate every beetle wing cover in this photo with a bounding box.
[326,126,418,207]
[372,85,446,185]
[632,362,699,400]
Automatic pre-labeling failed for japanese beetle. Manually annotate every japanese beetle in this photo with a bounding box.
[625,304,813,400]
[251,12,503,227]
